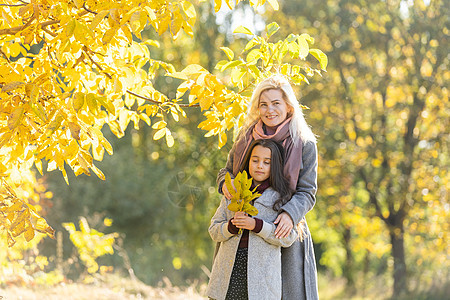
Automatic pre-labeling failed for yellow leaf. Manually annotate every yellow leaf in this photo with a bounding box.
[2,81,24,92]
[7,231,15,247]
[153,128,166,140]
[86,93,98,114]
[267,0,280,11]
[102,28,116,44]
[90,10,109,30]
[170,107,179,122]
[121,25,133,44]
[214,0,222,12]
[91,164,106,180]
[200,97,213,111]
[140,113,151,126]
[35,159,43,175]
[309,49,328,71]
[220,46,234,60]
[181,1,196,19]
[66,19,76,37]
[152,120,167,129]
[73,92,85,111]
[233,25,253,35]
[101,138,114,155]
[24,221,35,242]
[165,129,174,147]
[97,96,115,115]
[68,122,81,140]
[8,106,24,130]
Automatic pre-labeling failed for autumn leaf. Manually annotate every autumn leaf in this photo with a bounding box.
[225,171,260,216]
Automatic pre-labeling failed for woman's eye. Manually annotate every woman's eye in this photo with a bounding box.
[264,161,270,165]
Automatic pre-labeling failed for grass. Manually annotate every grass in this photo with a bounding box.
[0,273,207,300]
[1,272,448,300]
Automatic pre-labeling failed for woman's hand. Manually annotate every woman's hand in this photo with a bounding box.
[231,211,256,230]
[222,177,235,200]
[274,212,294,238]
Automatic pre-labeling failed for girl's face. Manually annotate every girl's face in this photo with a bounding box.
[249,145,271,185]
[258,89,292,128]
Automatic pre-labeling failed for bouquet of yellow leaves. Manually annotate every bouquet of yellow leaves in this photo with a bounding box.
[225,171,261,216]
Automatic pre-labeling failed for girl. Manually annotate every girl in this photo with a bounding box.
[217,75,319,299]
[208,139,299,300]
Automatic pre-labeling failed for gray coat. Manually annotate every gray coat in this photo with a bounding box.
[207,188,298,300]
[217,140,319,300]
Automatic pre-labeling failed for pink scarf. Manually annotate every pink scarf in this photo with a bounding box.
[233,118,303,191]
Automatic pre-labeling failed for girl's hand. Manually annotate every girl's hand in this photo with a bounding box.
[274,212,293,238]
[222,177,235,200]
[231,211,256,230]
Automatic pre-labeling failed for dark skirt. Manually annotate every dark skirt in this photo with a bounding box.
[225,247,248,300]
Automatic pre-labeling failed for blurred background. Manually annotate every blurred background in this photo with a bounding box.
[1,0,448,299]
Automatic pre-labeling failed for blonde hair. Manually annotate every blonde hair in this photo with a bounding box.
[240,75,316,145]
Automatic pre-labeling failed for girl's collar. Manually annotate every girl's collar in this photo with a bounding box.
[252,179,270,193]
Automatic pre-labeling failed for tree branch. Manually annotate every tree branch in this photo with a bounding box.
[0,3,27,6]
[84,48,199,108]
[0,48,11,63]
[82,3,97,15]
[359,169,387,222]
[0,11,89,36]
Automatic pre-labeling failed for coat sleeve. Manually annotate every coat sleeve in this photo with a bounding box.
[280,141,318,225]
[209,197,236,242]
[216,141,237,194]
[255,221,298,248]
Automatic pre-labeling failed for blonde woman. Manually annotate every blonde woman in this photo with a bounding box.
[216,75,319,299]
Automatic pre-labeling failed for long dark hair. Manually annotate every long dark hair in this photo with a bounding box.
[239,139,294,212]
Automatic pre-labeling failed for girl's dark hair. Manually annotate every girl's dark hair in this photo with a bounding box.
[239,139,294,212]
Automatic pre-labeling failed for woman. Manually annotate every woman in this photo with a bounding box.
[216,75,319,299]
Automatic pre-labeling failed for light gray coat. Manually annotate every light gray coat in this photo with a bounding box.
[217,140,319,300]
[207,188,298,300]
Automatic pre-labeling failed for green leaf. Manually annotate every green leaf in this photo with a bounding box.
[233,25,253,35]
[220,60,243,72]
[220,47,234,60]
[309,49,328,71]
[244,38,261,51]
[266,22,280,38]
[246,49,262,64]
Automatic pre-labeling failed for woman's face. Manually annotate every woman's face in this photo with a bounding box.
[258,89,292,128]
[249,145,271,185]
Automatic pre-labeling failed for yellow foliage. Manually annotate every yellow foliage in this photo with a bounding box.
[63,217,118,274]
[0,1,319,245]
[225,171,260,217]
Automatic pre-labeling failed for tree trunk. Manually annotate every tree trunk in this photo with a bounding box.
[389,221,407,297]
[342,227,355,292]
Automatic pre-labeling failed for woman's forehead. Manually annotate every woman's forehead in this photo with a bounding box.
[259,89,284,102]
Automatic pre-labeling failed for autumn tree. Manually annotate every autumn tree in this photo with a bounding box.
[266,0,448,296]
[0,0,327,253]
